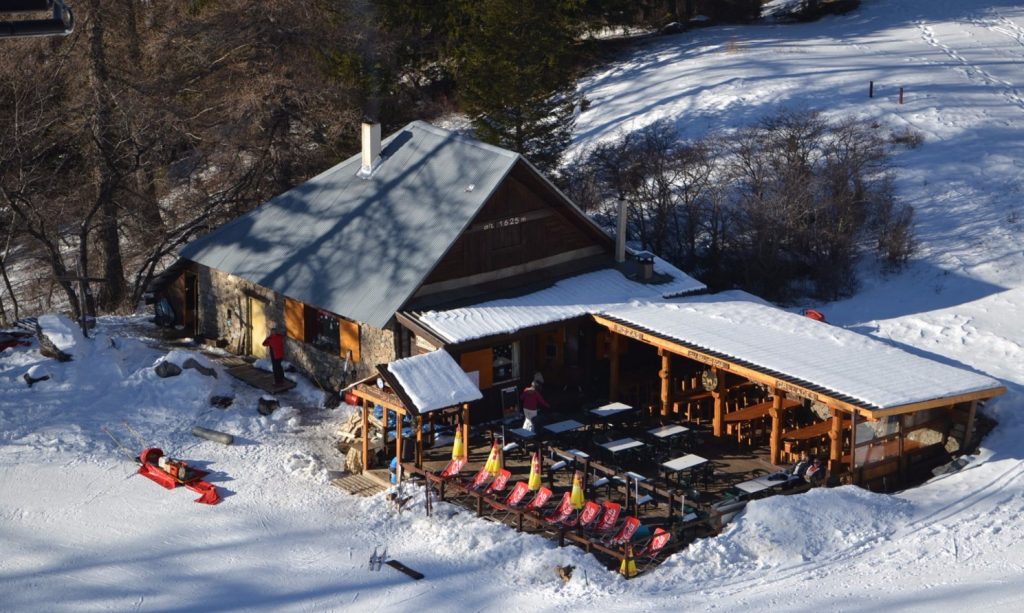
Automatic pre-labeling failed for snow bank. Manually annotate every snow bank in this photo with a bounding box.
[37,313,86,358]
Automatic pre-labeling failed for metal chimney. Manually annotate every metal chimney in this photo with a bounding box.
[359,122,381,178]
[615,197,627,263]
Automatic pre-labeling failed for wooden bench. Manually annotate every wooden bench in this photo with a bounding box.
[724,398,801,444]
[782,418,848,461]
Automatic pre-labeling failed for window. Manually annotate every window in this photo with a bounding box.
[309,309,341,354]
[492,342,519,383]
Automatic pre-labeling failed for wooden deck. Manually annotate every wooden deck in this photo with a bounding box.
[387,413,802,574]
[225,363,297,394]
[331,471,389,497]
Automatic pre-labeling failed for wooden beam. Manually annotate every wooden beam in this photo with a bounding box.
[415,415,424,468]
[609,332,620,401]
[829,407,843,474]
[414,246,605,297]
[591,314,1006,418]
[461,403,470,461]
[868,388,1006,417]
[712,367,725,437]
[963,400,978,451]
[898,414,906,487]
[394,408,403,484]
[769,391,783,465]
[850,410,859,486]
[361,400,369,475]
[659,348,672,417]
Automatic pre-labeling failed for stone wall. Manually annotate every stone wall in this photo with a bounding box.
[197,266,396,391]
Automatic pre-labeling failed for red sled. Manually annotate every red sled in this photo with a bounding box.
[137,447,220,505]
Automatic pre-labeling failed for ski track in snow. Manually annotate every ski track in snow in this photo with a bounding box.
[917,18,1024,113]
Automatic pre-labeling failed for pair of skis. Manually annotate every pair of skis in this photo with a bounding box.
[368,546,388,572]
[369,547,424,580]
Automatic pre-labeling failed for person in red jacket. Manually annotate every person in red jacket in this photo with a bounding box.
[520,379,550,431]
[262,324,286,387]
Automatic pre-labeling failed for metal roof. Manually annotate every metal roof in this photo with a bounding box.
[179,121,520,328]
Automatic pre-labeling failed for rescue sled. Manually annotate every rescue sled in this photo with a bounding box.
[137,447,220,505]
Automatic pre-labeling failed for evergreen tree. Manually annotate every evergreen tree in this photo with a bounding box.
[454,0,583,174]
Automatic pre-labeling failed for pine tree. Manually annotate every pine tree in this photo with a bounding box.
[454,0,583,174]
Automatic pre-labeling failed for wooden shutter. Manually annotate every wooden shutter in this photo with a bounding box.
[339,319,360,362]
[460,348,493,389]
[284,298,305,340]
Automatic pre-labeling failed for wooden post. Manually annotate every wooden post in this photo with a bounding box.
[897,414,906,486]
[829,407,842,474]
[394,409,403,483]
[712,368,725,437]
[869,80,874,98]
[361,399,369,475]
[461,403,470,461]
[769,391,783,465]
[659,349,671,417]
[899,87,904,104]
[415,415,424,468]
[850,410,859,485]
[963,400,978,451]
[429,412,436,447]
[609,333,620,401]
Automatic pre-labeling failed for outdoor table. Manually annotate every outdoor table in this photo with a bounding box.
[599,437,646,469]
[599,437,645,455]
[554,448,590,461]
[543,419,586,435]
[660,453,708,489]
[734,471,793,495]
[647,424,689,440]
[506,427,536,443]
[589,402,637,428]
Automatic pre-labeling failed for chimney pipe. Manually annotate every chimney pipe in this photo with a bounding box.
[615,197,627,263]
[359,122,381,178]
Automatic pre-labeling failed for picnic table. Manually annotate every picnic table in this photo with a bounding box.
[599,437,645,455]
[543,419,586,435]
[734,471,793,495]
[724,398,801,443]
[589,402,637,427]
[647,424,690,439]
[781,418,846,462]
[674,389,713,422]
[660,453,708,489]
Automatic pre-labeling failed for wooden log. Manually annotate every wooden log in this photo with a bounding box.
[191,425,234,445]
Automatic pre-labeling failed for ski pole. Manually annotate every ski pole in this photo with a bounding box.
[122,420,150,448]
[101,426,140,464]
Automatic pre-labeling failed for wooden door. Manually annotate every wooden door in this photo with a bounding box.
[249,296,269,358]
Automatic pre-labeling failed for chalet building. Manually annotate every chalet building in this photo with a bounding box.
[162,120,1005,491]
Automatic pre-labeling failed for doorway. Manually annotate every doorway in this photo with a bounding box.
[248,295,269,358]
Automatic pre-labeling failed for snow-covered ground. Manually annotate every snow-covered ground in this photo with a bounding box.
[4,0,1024,610]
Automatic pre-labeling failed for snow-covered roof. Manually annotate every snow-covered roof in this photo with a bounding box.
[412,255,706,343]
[180,121,520,329]
[601,292,1003,411]
[413,280,1001,413]
[384,350,483,414]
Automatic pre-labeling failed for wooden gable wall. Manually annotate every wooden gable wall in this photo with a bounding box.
[413,162,612,302]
